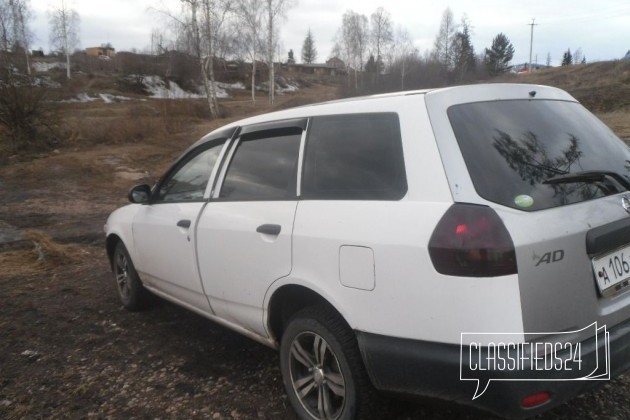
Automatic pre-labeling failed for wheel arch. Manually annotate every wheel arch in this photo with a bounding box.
[266,283,352,345]
[106,234,122,267]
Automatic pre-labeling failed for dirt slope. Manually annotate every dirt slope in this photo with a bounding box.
[500,60,630,113]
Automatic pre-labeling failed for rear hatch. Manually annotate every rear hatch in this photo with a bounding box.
[426,84,630,340]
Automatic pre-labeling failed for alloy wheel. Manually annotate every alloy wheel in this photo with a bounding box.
[289,331,346,420]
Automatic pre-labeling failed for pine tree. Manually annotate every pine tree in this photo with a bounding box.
[287,49,295,64]
[365,54,377,73]
[561,49,572,66]
[484,33,515,76]
[451,16,476,82]
[301,28,317,64]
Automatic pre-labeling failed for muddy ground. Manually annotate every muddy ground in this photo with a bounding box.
[1,86,630,419]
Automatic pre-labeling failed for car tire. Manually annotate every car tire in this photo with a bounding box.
[112,242,149,311]
[280,305,381,420]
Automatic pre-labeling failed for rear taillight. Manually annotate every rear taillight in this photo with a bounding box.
[429,204,517,277]
[521,391,551,408]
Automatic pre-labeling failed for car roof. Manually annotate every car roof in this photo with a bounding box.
[197,83,574,143]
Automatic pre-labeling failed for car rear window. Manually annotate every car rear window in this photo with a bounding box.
[448,100,630,211]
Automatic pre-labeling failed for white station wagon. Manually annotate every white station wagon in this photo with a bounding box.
[105,84,630,419]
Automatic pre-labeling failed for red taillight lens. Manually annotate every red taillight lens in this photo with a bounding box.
[521,391,551,408]
[429,204,517,277]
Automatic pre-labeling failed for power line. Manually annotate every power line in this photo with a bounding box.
[539,5,629,25]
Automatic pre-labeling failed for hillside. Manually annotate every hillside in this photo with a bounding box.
[500,60,630,113]
[498,60,630,140]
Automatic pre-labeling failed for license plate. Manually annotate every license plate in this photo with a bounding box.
[592,245,630,296]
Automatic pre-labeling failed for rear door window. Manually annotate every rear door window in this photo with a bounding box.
[448,100,630,211]
[302,113,407,200]
[219,128,302,200]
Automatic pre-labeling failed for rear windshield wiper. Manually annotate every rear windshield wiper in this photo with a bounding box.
[544,170,630,191]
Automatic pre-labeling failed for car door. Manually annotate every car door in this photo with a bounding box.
[196,119,306,335]
[132,132,231,311]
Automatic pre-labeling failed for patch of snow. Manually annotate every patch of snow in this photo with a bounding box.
[207,81,229,99]
[21,350,41,359]
[62,93,132,103]
[99,93,114,104]
[134,75,235,99]
[277,83,299,94]
[75,93,99,103]
[28,76,61,88]
[32,62,65,72]
[99,93,132,103]
[142,75,205,99]
[217,81,246,90]
[116,171,147,181]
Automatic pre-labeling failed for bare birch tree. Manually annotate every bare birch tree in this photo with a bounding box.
[200,0,231,116]
[1,0,31,73]
[391,26,415,90]
[163,0,229,118]
[263,0,294,105]
[235,0,263,103]
[1,0,32,75]
[49,0,80,79]
[337,10,368,89]
[370,7,393,74]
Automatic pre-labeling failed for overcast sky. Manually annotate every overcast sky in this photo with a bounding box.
[29,0,629,66]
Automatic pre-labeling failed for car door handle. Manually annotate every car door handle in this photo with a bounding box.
[177,219,191,229]
[256,224,281,236]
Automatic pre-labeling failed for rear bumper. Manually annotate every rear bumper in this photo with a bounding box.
[357,317,630,419]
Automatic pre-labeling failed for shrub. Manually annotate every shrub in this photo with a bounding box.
[0,74,56,156]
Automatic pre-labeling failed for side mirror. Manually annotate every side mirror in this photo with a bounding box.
[128,184,152,204]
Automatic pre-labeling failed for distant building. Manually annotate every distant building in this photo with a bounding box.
[326,57,345,69]
[31,49,44,57]
[285,58,347,77]
[512,62,552,74]
[86,46,116,58]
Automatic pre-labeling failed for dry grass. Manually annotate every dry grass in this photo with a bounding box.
[503,61,630,113]
[60,101,170,147]
[0,249,49,278]
[23,230,85,264]
[0,231,87,279]
[598,110,630,141]
[57,97,236,150]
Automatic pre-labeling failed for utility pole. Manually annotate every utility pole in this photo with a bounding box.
[528,18,538,73]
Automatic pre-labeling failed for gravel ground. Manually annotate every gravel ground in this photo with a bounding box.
[1,251,629,420]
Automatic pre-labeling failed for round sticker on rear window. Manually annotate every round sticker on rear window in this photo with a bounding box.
[514,194,534,208]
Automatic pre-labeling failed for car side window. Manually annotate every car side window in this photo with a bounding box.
[219,128,302,200]
[156,139,226,203]
[302,113,407,200]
